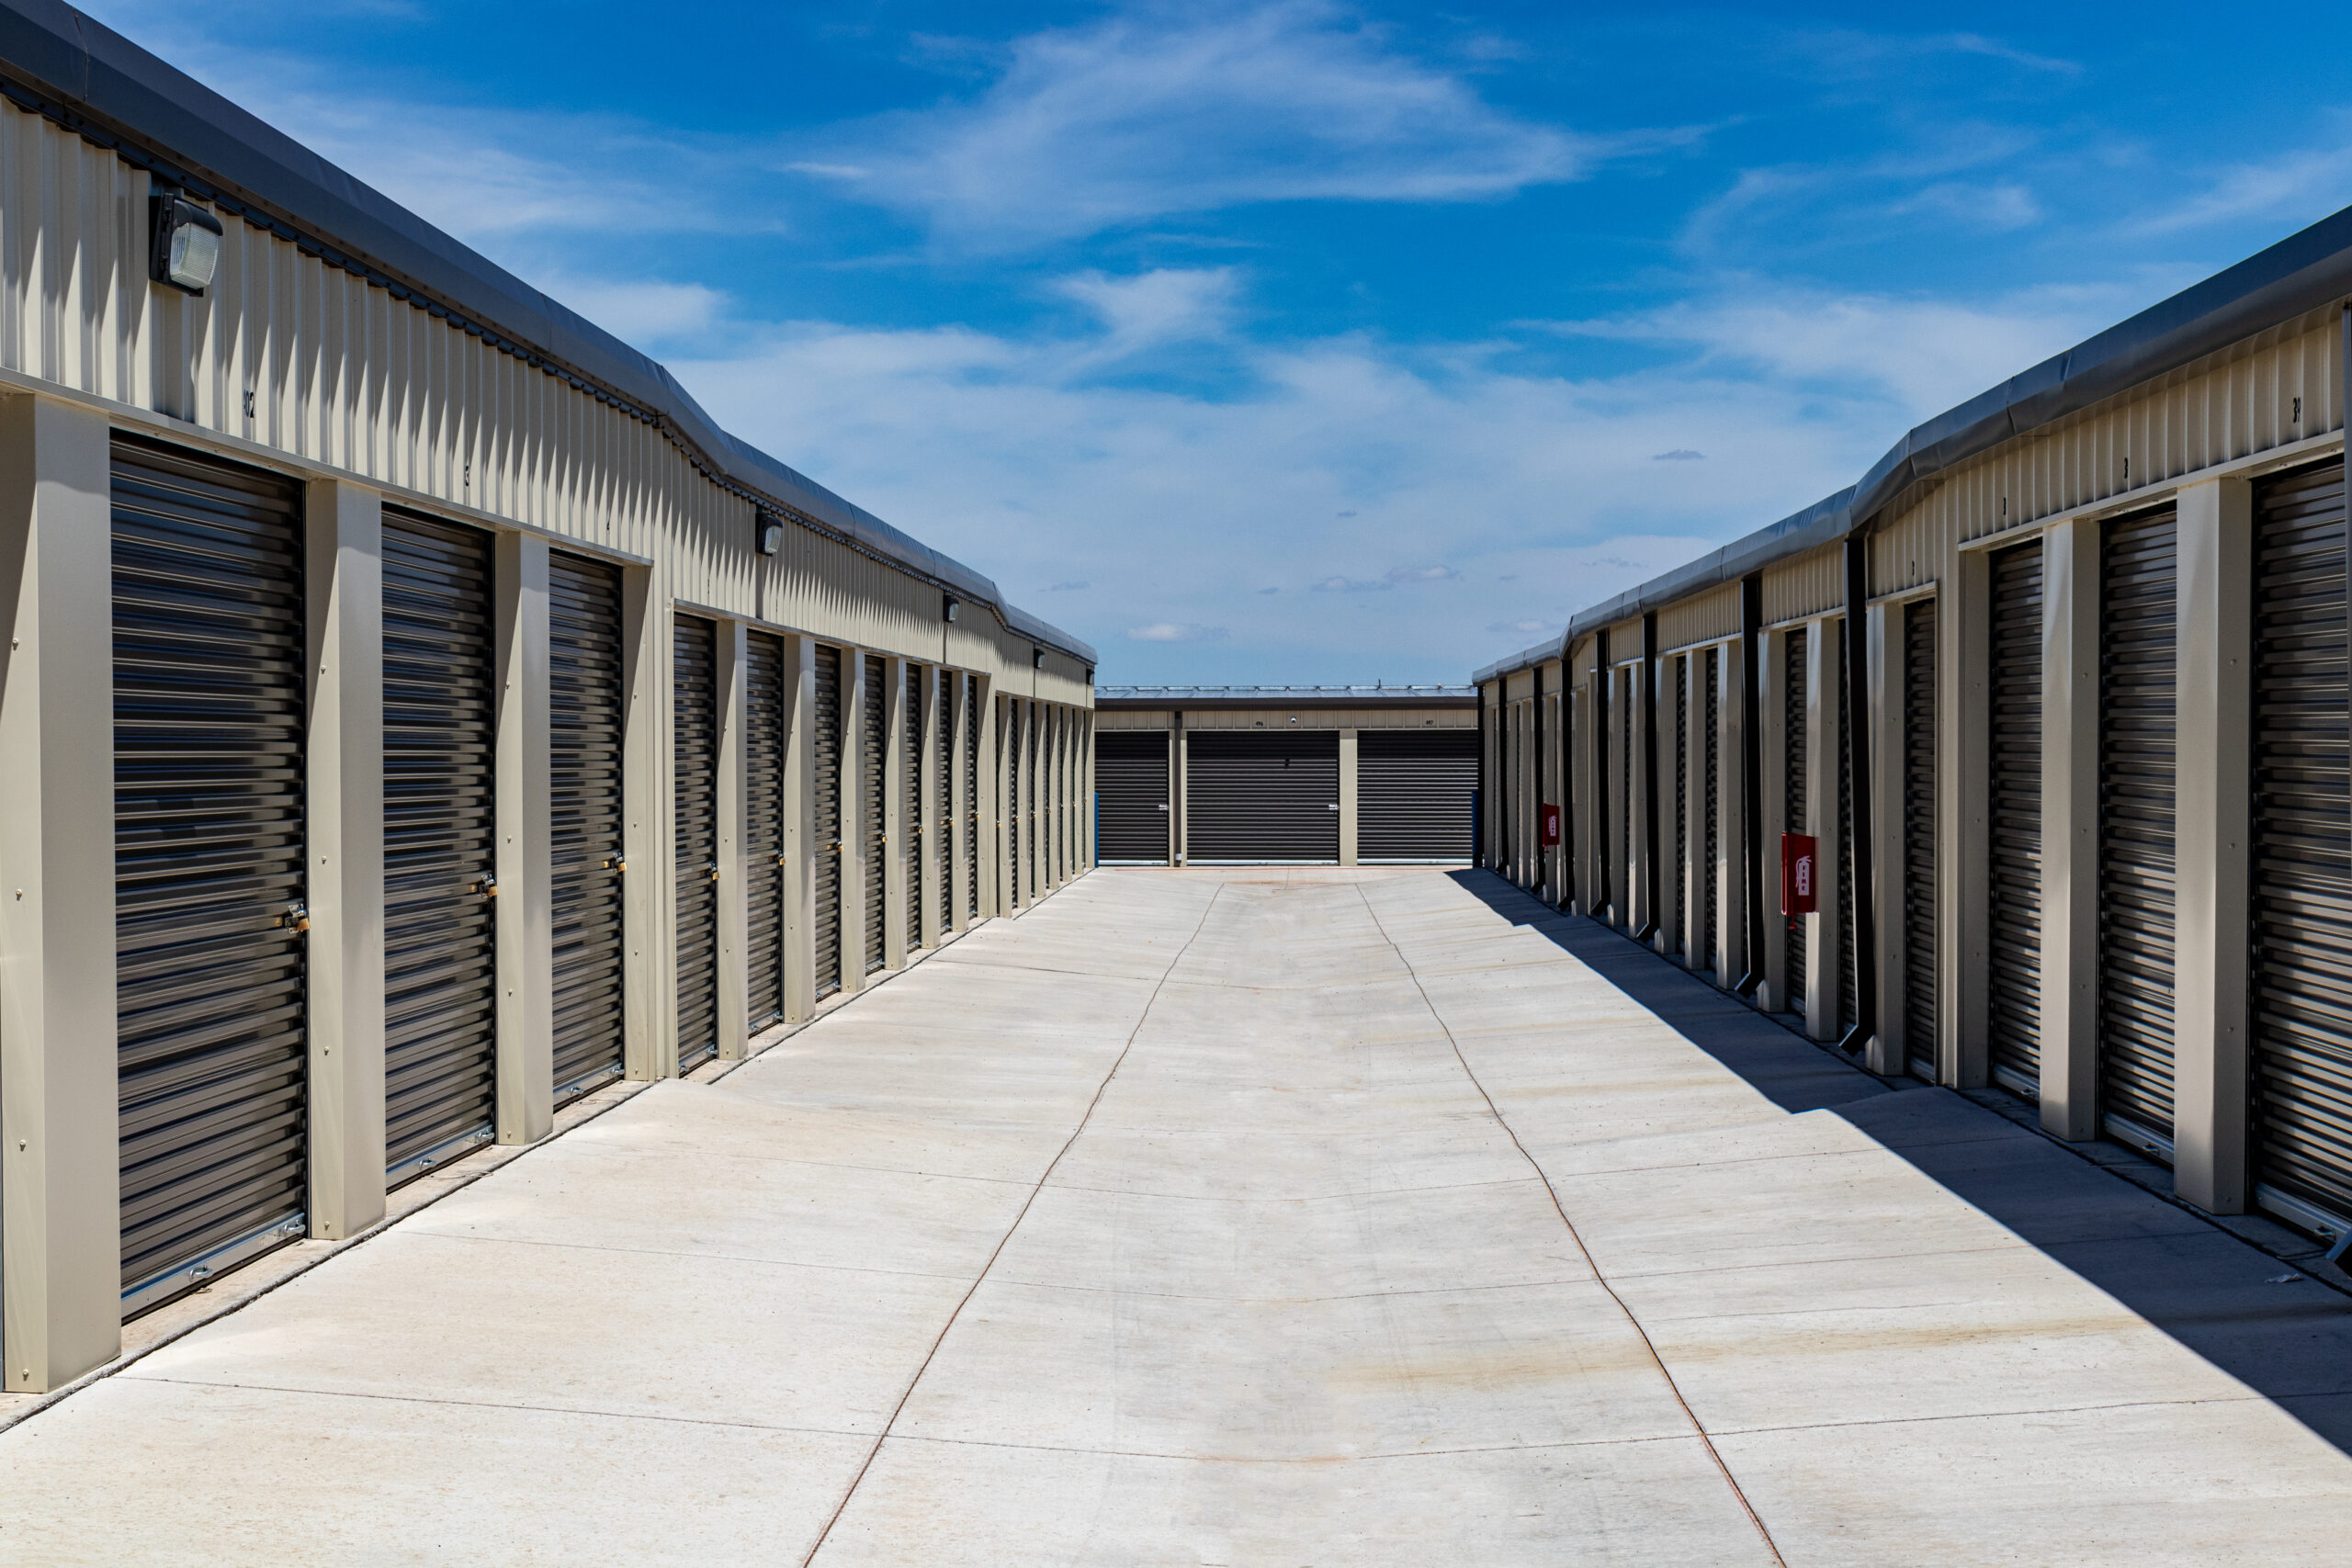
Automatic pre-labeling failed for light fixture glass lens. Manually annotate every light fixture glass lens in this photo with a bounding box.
[168,221,220,290]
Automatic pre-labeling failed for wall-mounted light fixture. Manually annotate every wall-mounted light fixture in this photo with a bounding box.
[1033,648,1046,669]
[150,190,223,295]
[753,511,783,556]
[943,594,960,623]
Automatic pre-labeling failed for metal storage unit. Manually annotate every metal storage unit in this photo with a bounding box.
[673,615,719,1068]
[906,664,924,953]
[937,674,953,913]
[964,677,980,919]
[2098,508,2179,1153]
[1098,731,1173,863]
[548,552,626,1100]
[1700,649,1718,973]
[2249,459,2352,1232]
[113,437,310,1315]
[1000,700,1016,903]
[1358,730,1478,862]
[745,631,786,1032]
[1185,731,1340,863]
[862,654,887,972]
[1783,629,1807,1014]
[381,510,500,1179]
[1903,598,1939,1078]
[1667,659,1687,953]
[1837,623,1858,1035]
[812,645,843,998]
[1988,542,2046,1097]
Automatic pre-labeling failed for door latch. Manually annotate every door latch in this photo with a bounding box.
[602,856,627,873]
[473,875,499,898]
[706,863,721,882]
[279,902,311,933]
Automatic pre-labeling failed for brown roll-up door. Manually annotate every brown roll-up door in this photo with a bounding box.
[113,436,309,1317]
[2098,507,2179,1155]
[1359,729,1478,863]
[1988,541,2045,1098]
[862,654,887,972]
[1186,730,1340,863]
[1668,656,1686,954]
[938,674,954,907]
[381,510,499,1179]
[1098,730,1173,863]
[2249,459,2352,1235]
[812,645,842,998]
[745,631,786,1032]
[673,615,719,1070]
[906,664,924,953]
[964,677,980,919]
[1784,629,1807,1015]
[1903,597,1939,1078]
[1838,620,1859,1035]
[549,551,625,1100]
[1000,700,1015,904]
[1701,648,1719,975]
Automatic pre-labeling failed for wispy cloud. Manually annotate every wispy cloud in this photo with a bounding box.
[1129,621,1230,642]
[802,1,1636,248]
[2131,134,2352,236]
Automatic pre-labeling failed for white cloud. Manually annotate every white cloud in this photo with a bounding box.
[1129,622,1230,642]
[807,1,1613,248]
[1547,280,2135,421]
[667,273,1919,680]
[2132,139,2352,236]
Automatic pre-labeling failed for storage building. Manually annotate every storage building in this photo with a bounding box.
[0,5,1095,1393]
[1476,199,2352,1253]
[1096,686,1476,866]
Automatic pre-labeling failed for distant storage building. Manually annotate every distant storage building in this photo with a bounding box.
[0,5,1094,1392]
[1474,199,2352,1253]
[1095,686,1476,865]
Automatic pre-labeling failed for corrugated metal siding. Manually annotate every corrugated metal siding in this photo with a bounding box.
[1762,547,1844,625]
[1870,310,2344,597]
[1658,584,1740,650]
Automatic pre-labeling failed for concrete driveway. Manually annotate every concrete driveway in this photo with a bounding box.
[6,868,2352,1564]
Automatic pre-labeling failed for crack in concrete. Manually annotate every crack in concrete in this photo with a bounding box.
[797,881,1232,1567]
[1354,883,1792,1568]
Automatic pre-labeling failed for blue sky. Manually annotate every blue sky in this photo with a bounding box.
[77,1,2352,682]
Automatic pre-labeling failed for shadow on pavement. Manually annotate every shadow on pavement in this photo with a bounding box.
[1447,868,2352,1455]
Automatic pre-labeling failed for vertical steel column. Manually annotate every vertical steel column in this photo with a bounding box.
[306,478,389,1233]
[1,397,126,1391]
[492,533,554,1135]
[617,569,662,1079]
[2174,476,2255,1213]
[2038,518,2101,1132]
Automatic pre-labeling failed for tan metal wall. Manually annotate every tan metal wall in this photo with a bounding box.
[0,101,1073,693]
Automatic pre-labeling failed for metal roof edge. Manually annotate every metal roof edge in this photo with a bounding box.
[1472,199,2352,687]
[0,0,1096,667]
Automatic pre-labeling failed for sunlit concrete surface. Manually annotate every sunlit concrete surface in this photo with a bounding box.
[7,869,2352,1565]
